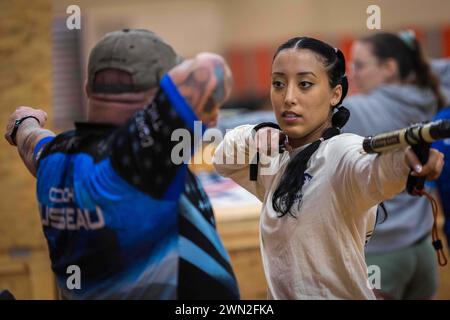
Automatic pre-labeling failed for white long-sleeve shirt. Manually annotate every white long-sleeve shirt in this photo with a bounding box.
[213,125,410,300]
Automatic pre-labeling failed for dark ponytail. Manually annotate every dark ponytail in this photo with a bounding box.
[361,31,445,109]
[407,35,446,109]
[271,37,350,217]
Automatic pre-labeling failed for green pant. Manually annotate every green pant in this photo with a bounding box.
[365,236,438,299]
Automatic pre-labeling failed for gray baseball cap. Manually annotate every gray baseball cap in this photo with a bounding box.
[88,28,182,93]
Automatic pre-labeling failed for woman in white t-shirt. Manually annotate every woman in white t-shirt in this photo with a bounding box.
[213,37,444,299]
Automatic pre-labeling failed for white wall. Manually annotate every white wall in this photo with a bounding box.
[69,0,450,54]
[52,0,450,74]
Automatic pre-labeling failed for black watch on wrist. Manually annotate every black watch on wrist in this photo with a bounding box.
[10,116,41,145]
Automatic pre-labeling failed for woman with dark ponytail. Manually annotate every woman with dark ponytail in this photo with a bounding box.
[344,31,450,300]
[213,37,444,299]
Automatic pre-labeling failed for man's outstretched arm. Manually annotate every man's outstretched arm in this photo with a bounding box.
[109,53,233,199]
[4,106,55,177]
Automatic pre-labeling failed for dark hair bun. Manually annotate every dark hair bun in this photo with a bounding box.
[332,106,350,129]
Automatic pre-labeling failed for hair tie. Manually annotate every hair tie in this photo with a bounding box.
[398,29,417,51]
[331,106,350,130]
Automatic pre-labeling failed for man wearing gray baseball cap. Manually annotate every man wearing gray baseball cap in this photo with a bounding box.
[5,29,240,300]
[86,28,184,125]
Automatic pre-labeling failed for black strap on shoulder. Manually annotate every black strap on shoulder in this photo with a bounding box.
[250,122,282,181]
[252,122,281,135]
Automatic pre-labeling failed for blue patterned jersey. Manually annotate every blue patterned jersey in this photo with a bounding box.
[34,75,240,299]
[432,107,450,242]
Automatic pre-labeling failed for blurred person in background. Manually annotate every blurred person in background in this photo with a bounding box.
[4,29,239,300]
[344,31,449,299]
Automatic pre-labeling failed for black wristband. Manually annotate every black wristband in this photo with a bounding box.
[10,115,41,146]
